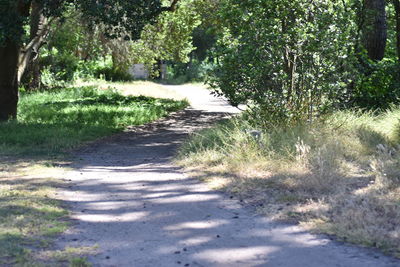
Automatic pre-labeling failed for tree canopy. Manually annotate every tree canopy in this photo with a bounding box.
[2,0,400,122]
[0,0,178,120]
[0,0,170,43]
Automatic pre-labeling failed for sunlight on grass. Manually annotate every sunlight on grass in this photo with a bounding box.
[76,79,187,100]
[39,245,98,266]
[0,164,68,265]
[0,86,187,156]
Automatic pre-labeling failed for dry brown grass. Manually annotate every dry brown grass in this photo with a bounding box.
[177,110,400,257]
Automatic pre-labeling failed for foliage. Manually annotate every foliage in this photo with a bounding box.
[0,0,166,45]
[31,11,124,88]
[48,12,104,60]
[40,48,80,83]
[191,27,217,62]
[0,0,174,121]
[165,59,214,84]
[130,0,201,77]
[95,63,134,82]
[0,86,187,156]
[19,1,203,86]
[208,0,359,124]
[74,0,165,40]
[353,59,400,110]
[0,0,27,43]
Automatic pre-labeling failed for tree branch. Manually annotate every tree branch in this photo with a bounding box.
[162,0,180,12]
[18,1,53,82]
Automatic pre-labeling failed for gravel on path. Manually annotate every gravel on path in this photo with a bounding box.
[56,84,399,267]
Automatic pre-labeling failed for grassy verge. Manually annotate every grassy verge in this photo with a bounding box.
[0,161,99,266]
[0,84,188,265]
[177,109,400,258]
[0,162,67,265]
[1,85,187,156]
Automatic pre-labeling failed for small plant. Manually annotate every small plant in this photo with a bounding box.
[70,257,92,267]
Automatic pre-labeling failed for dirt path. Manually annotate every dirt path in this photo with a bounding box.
[57,84,399,267]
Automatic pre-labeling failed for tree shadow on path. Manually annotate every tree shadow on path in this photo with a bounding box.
[55,108,399,267]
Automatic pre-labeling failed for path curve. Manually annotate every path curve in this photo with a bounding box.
[57,84,399,267]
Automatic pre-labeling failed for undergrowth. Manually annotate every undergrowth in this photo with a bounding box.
[177,109,400,258]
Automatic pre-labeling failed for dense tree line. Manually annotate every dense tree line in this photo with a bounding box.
[2,0,400,123]
[0,0,179,121]
[207,0,400,124]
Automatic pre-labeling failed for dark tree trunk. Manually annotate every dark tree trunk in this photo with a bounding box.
[281,18,297,101]
[393,0,400,61]
[0,0,32,121]
[0,41,20,120]
[362,0,387,61]
[23,58,42,91]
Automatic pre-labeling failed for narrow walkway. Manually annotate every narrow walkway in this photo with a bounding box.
[57,85,398,267]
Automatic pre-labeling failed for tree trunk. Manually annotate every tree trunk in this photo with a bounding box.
[18,1,49,83]
[0,0,32,121]
[393,0,400,61]
[23,58,42,91]
[281,18,297,102]
[0,41,20,120]
[362,0,387,61]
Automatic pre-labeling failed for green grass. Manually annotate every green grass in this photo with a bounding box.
[0,174,68,265]
[177,109,400,257]
[0,86,188,156]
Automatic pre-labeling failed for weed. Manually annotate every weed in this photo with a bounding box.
[70,257,92,267]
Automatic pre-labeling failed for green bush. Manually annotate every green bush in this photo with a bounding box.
[166,59,214,84]
[353,59,400,110]
[95,65,133,82]
[207,0,358,125]
[38,48,81,88]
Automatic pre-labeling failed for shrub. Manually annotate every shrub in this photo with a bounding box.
[353,59,400,110]
[208,0,358,124]
[94,65,133,82]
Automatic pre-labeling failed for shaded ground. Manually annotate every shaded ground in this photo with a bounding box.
[56,84,399,266]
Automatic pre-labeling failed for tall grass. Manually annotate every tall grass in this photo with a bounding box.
[0,86,187,156]
[177,109,400,257]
